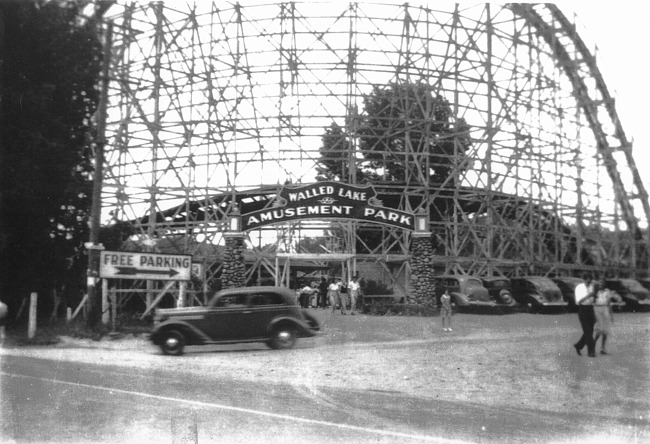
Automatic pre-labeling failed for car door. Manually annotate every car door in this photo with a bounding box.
[243,291,288,339]
[201,293,249,341]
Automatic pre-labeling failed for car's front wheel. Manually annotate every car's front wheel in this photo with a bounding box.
[269,327,297,350]
[499,290,515,305]
[159,329,186,356]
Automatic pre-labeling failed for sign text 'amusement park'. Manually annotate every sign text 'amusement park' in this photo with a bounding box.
[242,182,415,231]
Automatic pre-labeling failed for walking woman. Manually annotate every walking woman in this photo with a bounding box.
[594,278,622,355]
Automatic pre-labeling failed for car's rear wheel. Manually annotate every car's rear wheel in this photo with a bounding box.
[159,330,185,356]
[269,327,297,350]
[526,299,539,314]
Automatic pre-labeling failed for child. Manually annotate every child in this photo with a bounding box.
[440,289,452,332]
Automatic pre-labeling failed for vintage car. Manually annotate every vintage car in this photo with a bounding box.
[433,275,496,310]
[150,286,320,355]
[552,276,584,312]
[637,278,650,292]
[509,277,567,313]
[480,277,518,307]
[605,279,650,312]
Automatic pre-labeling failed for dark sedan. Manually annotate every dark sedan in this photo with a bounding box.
[605,279,650,312]
[433,275,496,311]
[510,277,567,313]
[552,276,583,312]
[480,277,518,308]
[150,286,320,355]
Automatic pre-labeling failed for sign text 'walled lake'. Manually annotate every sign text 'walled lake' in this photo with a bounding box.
[242,182,415,231]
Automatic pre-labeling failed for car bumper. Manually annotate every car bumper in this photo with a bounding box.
[463,301,498,307]
[539,302,568,307]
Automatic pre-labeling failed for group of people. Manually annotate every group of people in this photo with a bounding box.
[573,273,622,357]
[297,276,361,315]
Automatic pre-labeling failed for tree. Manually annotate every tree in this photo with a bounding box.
[317,82,472,186]
[0,1,102,320]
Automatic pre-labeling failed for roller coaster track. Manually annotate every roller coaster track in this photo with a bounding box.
[510,3,650,244]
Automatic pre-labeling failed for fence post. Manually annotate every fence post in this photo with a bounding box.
[102,279,109,325]
[28,292,38,339]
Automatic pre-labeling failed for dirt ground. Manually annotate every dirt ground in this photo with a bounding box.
[2,310,649,442]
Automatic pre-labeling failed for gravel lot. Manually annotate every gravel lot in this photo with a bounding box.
[2,310,649,442]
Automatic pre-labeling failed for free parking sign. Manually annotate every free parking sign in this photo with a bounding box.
[99,251,192,281]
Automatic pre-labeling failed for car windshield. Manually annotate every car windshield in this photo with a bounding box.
[527,279,556,291]
[620,280,646,292]
[487,279,508,288]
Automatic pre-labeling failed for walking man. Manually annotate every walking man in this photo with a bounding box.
[336,278,348,315]
[318,277,328,308]
[574,273,597,357]
[348,276,361,315]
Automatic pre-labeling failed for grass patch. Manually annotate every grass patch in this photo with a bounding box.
[3,315,151,346]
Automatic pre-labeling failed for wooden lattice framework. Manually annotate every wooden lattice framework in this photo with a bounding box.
[96,2,649,303]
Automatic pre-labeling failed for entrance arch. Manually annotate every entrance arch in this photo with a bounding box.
[221,181,426,300]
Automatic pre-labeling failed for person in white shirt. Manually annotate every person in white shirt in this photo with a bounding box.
[348,276,361,315]
[327,279,341,314]
[573,273,597,357]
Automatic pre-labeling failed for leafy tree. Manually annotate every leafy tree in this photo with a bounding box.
[317,82,472,185]
[0,1,102,320]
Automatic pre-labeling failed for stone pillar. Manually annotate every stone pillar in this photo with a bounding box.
[409,234,436,305]
[222,234,246,288]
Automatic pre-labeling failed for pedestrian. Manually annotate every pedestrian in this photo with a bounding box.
[348,276,361,315]
[299,283,315,308]
[328,279,341,314]
[594,278,622,355]
[337,278,348,315]
[573,273,597,357]
[440,289,452,331]
[318,277,329,308]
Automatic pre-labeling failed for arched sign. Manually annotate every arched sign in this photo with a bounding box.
[242,181,415,231]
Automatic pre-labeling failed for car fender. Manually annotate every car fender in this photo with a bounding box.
[499,289,516,305]
[451,292,469,306]
[151,320,211,344]
[267,316,314,336]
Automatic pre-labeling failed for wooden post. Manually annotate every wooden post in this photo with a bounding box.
[110,289,117,332]
[178,281,187,307]
[102,279,110,325]
[28,292,37,339]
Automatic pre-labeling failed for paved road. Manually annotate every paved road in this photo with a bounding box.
[1,311,649,443]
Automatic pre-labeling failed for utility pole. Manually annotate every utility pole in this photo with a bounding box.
[86,22,112,329]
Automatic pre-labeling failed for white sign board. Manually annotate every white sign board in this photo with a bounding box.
[100,251,192,281]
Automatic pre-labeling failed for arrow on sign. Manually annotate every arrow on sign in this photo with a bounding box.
[115,267,180,278]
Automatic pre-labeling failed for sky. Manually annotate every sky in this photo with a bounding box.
[564,2,650,192]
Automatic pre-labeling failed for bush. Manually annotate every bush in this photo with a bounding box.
[359,279,392,295]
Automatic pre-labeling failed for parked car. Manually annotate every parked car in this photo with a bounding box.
[637,278,650,292]
[605,279,650,312]
[480,277,518,308]
[509,277,567,313]
[433,275,496,310]
[552,276,583,312]
[150,286,320,355]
